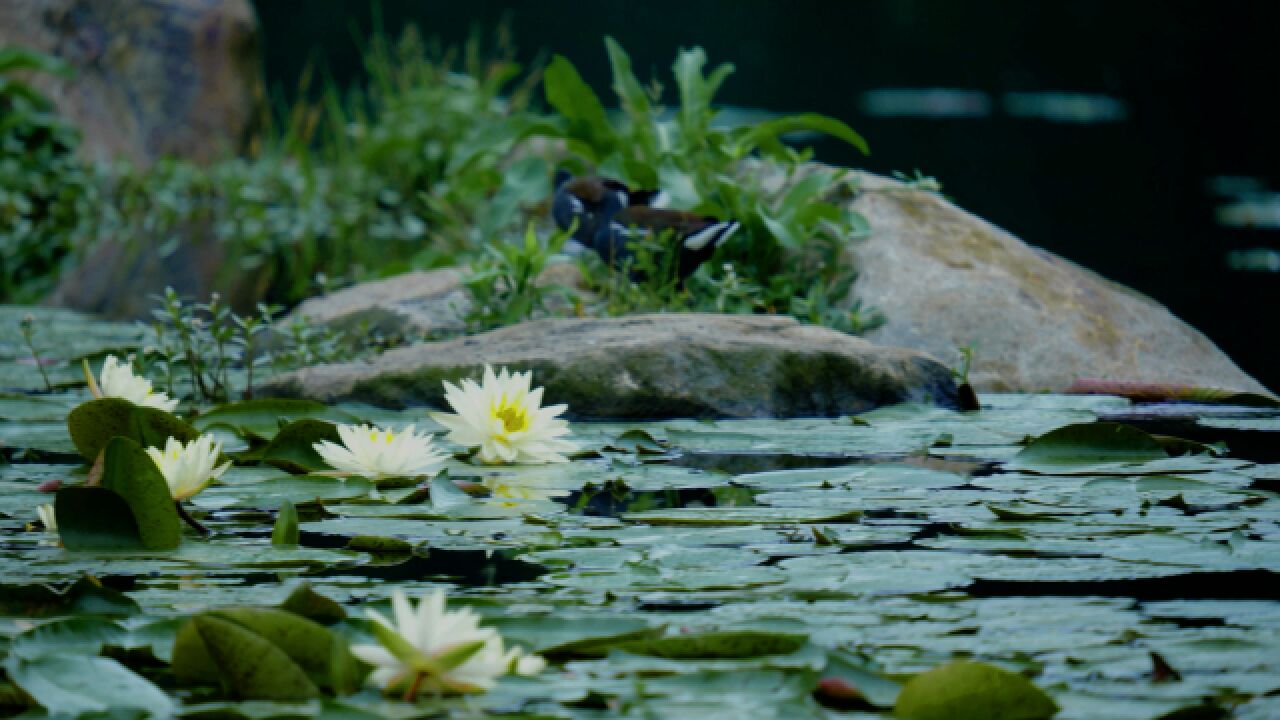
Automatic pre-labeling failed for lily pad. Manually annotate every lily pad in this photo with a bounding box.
[66,397,201,461]
[55,436,181,551]
[894,660,1058,720]
[5,653,175,717]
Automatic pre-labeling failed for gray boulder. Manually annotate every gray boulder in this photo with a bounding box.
[836,170,1270,394]
[286,268,470,341]
[0,0,262,166]
[259,314,959,418]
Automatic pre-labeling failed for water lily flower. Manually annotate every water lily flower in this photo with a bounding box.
[350,588,543,698]
[86,355,178,412]
[313,424,448,481]
[36,503,56,533]
[430,366,576,465]
[145,435,230,501]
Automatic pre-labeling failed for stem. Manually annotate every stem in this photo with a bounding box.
[22,331,53,393]
[403,671,427,702]
[243,336,255,400]
[175,501,210,535]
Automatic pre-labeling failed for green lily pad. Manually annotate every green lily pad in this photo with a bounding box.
[5,653,175,717]
[261,418,342,474]
[272,499,300,545]
[56,436,180,550]
[894,660,1058,720]
[66,397,201,461]
[192,399,357,440]
[620,630,807,659]
[173,606,361,698]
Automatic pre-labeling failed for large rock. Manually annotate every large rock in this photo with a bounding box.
[837,170,1271,395]
[0,0,263,166]
[285,268,470,342]
[281,262,590,341]
[259,314,959,418]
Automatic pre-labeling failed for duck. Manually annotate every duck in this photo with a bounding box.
[552,170,667,249]
[553,170,739,281]
[591,192,740,282]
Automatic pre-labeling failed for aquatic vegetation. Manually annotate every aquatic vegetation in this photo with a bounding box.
[0,48,96,303]
[352,587,543,697]
[463,222,574,332]
[431,365,577,464]
[143,434,230,501]
[90,354,179,412]
[35,503,55,532]
[313,423,448,481]
[538,39,882,334]
[1,339,1278,716]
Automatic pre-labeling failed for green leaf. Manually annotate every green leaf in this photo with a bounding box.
[894,661,1058,720]
[0,576,139,617]
[673,46,735,139]
[736,113,869,157]
[280,584,347,625]
[54,486,147,550]
[261,418,340,474]
[192,398,354,440]
[369,614,431,671]
[544,54,616,158]
[5,654,175,717]
[0,47,72,76]
[1008,421,1168,474]
[620,630,806,659]
[67,397,200,461]
[272,499,300,545]
[539,627,664,662]
[432,639,487,673]
[174,607,355,698]
[8,616,125,660]
[99,436,181,549]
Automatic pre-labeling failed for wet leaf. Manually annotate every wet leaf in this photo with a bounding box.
[192,398,355,440]
[66,397,200,461]
[620,630,807,658]
[272,499,300,545]
[261,418,341,474]
[173,607,358,698]
[894,660,1058,720]
[5,654,174,717]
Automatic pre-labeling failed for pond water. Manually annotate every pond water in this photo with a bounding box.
[1,310,1279,718]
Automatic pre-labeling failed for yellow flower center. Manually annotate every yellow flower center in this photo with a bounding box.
[491,396,529,434]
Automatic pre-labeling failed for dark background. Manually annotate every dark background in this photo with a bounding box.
[253,0,1280,391]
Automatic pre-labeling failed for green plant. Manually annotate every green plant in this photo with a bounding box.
[17,312,53,392]
[59,24,551,309]
[464,222,573,331]
[538,38,880,333]
[0,47,96,302]
[578,229,693,316]
[145,288,279,403]
[953,344,976,385]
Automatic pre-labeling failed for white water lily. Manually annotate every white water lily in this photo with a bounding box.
[430,366,576,465]
[36,503,56,532]
[313,424,447,480]
[350,588,543,698]
[145,435,230,501]
[90,355,178,412]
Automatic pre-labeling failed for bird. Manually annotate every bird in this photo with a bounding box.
[552,170,739,282]
[591,192,740,282]
[552,170,667,249]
